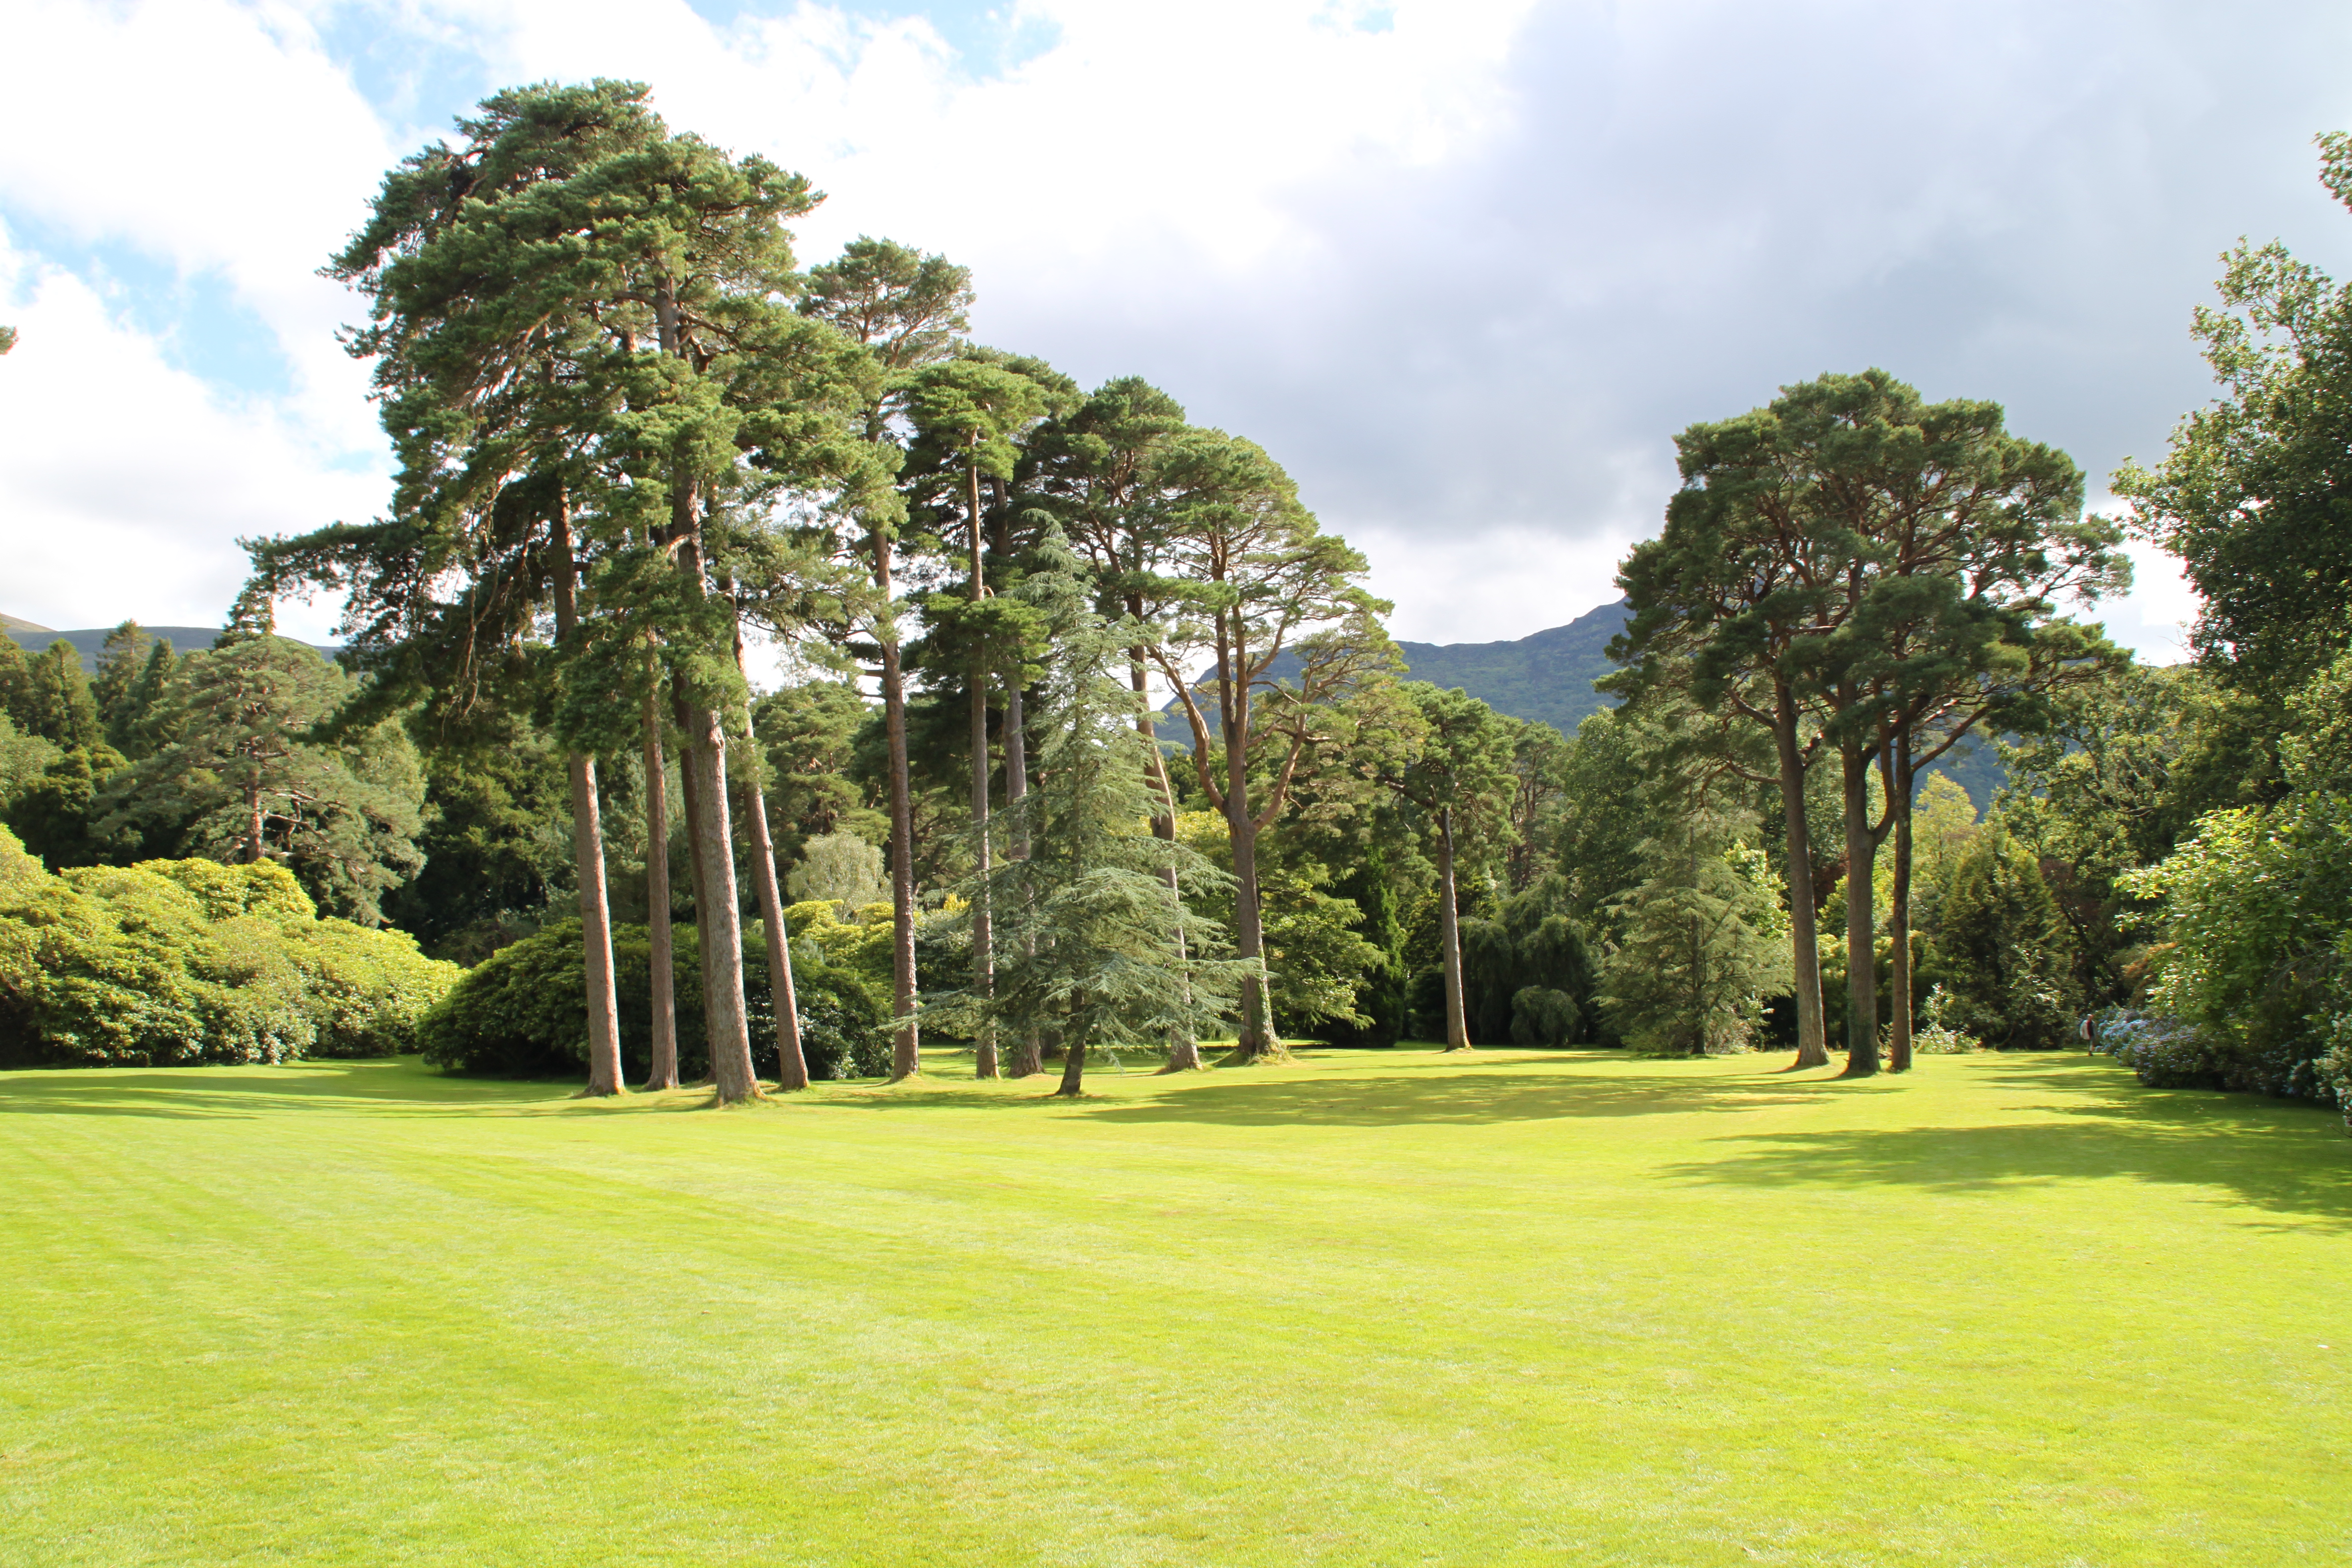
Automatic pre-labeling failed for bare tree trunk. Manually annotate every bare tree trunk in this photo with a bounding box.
[1438,809,1471,1051]
[1886,737,1916,1075]
[654,278,754,1104]
[968,449,997,1080]
[1133,651,1202,1074]
[728,607,806,1091]
[678,694,758,1103]
[1226,798,1278,1060]
[245,780,265,864]
[1004,677,1042,1078]
[675,697,715,1086]
[550,500,623,1097]
[874,526,922,1080]
[1056,1024,1087,1097]
[1841,731,1882,1078]
[642,686,679,1091]
[1773,684,1829,1069]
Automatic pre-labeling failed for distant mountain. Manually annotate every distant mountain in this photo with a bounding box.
[1156,596,2007,809]
[1392,599,1629,736]
[1156,600,1628,747]
[0,622,338,673]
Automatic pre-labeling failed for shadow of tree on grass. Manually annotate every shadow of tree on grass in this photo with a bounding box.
[1662,1063,2352,1227]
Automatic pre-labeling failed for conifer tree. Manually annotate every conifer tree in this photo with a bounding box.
[1600,796,1793,1056]
[1152,429,1395,1061]
[799,237,976,1079]
[952,527,1252,1095]
[98,636,424,923]
[1039,377,1202,1067]
[1377,684,1515,1050]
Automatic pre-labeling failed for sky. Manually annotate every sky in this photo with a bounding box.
[6,0,2352,668]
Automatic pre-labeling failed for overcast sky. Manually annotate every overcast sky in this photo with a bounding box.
[7,0,2352,668]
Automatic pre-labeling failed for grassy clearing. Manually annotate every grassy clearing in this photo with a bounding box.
[2,1046,2348,1565]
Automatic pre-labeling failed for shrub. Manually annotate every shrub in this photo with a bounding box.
[0,827,459,1066]
[2121,795,2352,1104]
[1932,825,2082,1051]
[419,917,890,1081]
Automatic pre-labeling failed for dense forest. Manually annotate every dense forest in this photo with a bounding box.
[3,84,2350,1125]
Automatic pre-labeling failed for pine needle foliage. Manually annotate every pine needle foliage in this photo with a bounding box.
[941,527,1254,1094]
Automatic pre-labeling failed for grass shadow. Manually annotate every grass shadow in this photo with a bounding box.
[1663,1058,2352,1227]
[1082,1061,1834,1128]
[0,1059,580,1120]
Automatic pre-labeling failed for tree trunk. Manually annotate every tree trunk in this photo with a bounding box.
[245,779,265,865]
[1056,1024,1087,1097]
[1227,802,1278,1061]
[1223,629,1279,1062]
[1840,732,1882,1077]
[740,760,807,1090]
[1134,650,1202,1074]
[551,501,623,1098]
[875,527,922,1080]
[1004,677,1042,1078]
[679,695,758,1103]
[1438,809,1471,1050]
[1773,684,1830,1069]
[727,591,806,1090]
[1886,737,1916,1075]
[967,447,996,1079]
[642,686,680,1091]
[675,697,715,1085]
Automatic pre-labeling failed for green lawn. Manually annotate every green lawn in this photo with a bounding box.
[3,1047,2347,1566]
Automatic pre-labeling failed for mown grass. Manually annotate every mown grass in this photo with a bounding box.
[2,1046,2348,1566]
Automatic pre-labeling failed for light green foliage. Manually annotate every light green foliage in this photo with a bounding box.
[1257,861,1383,1033]
[788,831,888,914]
[1601,804,1794,1055]
[5,1050,2347,1563]
[0,826,456,1066]
[781,896,901,993]
[1931,823,2082,1052]
[0,713,60,814]
[2123,798,2352,1102]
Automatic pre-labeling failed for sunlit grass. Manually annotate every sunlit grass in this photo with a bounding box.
[3,1046,2347,1565]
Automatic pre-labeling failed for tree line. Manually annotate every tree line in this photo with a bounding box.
[5,85,2348,1121]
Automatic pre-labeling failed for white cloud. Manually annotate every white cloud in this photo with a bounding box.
[7,0,2304,660]
[0,235,381,641]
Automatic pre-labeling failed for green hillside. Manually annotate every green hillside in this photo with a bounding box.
[1392,598,1628,735]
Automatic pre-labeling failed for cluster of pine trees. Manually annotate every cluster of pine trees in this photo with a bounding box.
[11,83,2350,1117]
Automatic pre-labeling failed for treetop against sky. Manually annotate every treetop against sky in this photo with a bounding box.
[7,0,2349,660]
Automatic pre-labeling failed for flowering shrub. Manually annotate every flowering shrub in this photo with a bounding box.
[2120,796,2352,1107]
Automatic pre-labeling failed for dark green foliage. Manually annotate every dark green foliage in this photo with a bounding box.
[0,826,457,1067]
[5,744,132,869]
[419,918,889,1081]
[1600,804,1793,1056]
[1927,825,2082,1051]
[16,640,101,750]
[97,636,426,924]
[1510,986,1583,1047]
[381,717,572,960]
[754,678,886,863]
